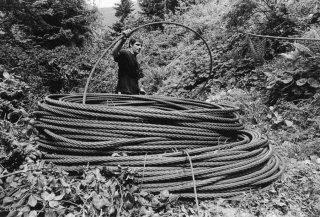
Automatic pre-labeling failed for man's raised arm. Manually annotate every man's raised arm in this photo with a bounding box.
[112,29,132,58]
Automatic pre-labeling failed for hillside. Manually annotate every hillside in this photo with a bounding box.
[99,1,140,27]
[1,0,320,216]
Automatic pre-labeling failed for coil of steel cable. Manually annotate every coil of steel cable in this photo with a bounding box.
[34,93,284,199]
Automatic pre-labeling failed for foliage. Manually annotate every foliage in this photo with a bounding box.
[206,88,268,125]
[0,73,40,171]
[138,0,177,18]
[110,20,125,33]
[111,0,135,33]
[174,0,210,14]
[266,96,320,143]
[137,0,208,19]
[86,55,118,94]
[287,0,320,26]
[133,2,239,97]
[0,0,99,48]
[0,127,40,172]
[0,162,179,217]
[206,86,320,163]
[0,70,31,121]
[224,0,258,30]
[140,66,166,94]
[258,43,320,105]
[219,0,320,102]
[234,160,320,216]
[0,0,110,106]
[225,0,299,35]
[114,0,135,22]
[206,87,320,216]
[0,41,117,99]
[257,3,298,37]
[224,0,317,61]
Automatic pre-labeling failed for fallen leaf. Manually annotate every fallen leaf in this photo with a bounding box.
[41,191,55,201]
[140,191,148,197]
[20,206,30,213]
[296,78,307,86]
[308,78,320,88]
[3,71,10,79]
[124,200,133,210]
[28,195,37,207]
[159,190,169,202]
[45,210,57,217]
[108,206,116,215]
[181,204,188,213]
[12,190,23,199]
[168,194,179,203]
[151,196,161,207]
[92,194,110,210]
[6,175,14,183]
[281,76,293,84]
[284,120,293,127]
[3,197,14,206]
[49,200,59,208]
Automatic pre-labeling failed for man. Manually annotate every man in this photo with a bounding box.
[111,29,144,95]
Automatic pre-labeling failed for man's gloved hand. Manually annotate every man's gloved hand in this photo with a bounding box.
[122,29,132,39]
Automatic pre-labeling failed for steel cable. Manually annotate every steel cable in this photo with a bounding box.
[34,94,284,198]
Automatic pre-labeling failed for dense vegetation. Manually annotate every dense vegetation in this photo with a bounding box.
[1,0,320,216]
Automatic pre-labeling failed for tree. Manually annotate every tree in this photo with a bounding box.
[138,0,206,18]
[0,0,102,95]
[111,0,134,34]
[138,0,178,18]
[0,0,98,48]
[114,0,134,22]
[111,21,125,34]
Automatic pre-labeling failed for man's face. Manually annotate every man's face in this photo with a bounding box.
[131,42,142,55]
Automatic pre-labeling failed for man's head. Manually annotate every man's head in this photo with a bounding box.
[128,37,143,55]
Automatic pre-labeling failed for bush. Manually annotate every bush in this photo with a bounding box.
[0,69,30,121]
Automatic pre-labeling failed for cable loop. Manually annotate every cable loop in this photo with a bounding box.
[35,94,284,198]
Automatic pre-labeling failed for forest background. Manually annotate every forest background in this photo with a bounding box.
[0,0,320,216]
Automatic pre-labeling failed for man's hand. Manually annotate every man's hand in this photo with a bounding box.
[122,29,132,38]
[113,29,132,57]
